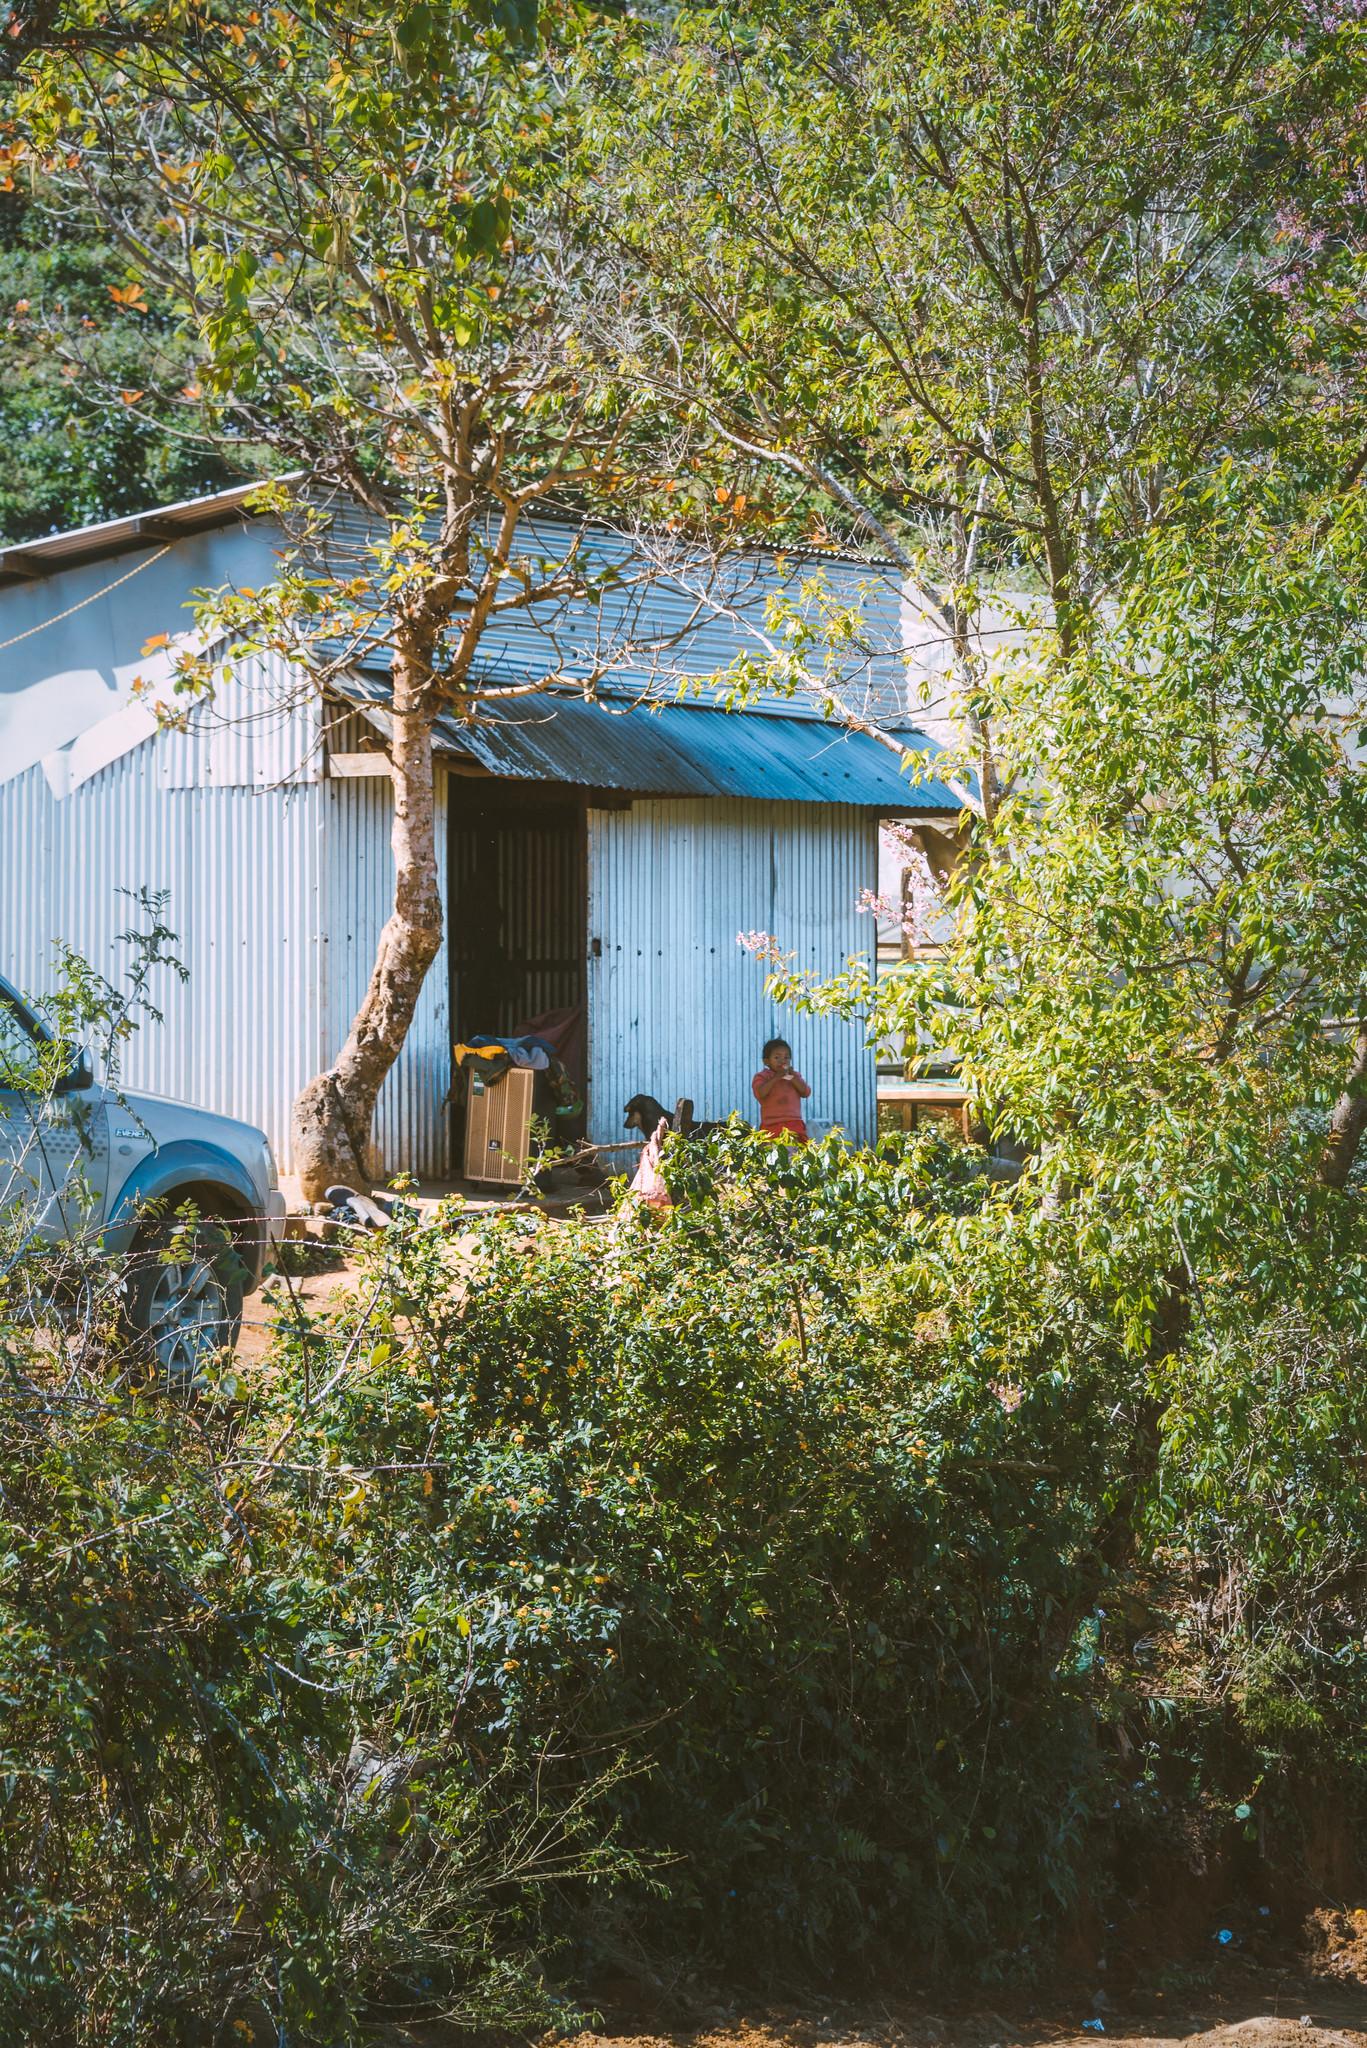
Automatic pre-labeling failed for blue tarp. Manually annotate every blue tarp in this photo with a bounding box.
[434,692,961,809]
[339,672,962,810]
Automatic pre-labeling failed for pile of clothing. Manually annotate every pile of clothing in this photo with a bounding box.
[452,1032,584,1133]
[320,1186,415,1233]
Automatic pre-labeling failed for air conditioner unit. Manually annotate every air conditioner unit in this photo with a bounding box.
[463,1066,535,1186]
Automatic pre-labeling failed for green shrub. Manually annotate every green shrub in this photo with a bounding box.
[0,927,632,2044]
[0,1317,634,2042]
[3,1125,1366,2038]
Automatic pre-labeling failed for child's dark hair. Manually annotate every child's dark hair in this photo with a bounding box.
[762,1037,791,1061]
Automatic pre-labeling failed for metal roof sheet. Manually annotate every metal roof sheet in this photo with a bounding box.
[1,487,919,730]
[0,480,282,587]
[341,676,961,809]
[320,502,913,726]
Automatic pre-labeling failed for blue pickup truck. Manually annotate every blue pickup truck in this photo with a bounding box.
[0,971,286,1375]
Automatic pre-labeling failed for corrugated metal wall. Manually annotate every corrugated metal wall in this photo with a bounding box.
[2,646,457,1178]
[156,652,324,790]
[2,503,887,1181]
[585,798,877,1147]
[1,654,329,1157]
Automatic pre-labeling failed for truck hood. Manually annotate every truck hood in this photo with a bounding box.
[113,1089,274,1168]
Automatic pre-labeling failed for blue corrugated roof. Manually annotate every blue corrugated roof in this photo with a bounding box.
[320,504,913,726]
[340,676,961,809]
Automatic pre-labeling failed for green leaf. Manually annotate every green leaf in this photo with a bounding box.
[395,4,432,51]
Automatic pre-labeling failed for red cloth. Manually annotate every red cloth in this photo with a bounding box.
[511,1004,584,1082]
[751,1069,810,1141]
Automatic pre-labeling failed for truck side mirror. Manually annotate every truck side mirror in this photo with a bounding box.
[57,1048,94,1094]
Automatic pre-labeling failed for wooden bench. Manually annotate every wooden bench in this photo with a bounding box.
[878,1081,973,1139]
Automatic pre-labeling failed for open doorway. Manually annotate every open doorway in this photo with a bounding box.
[446,784,587,1155]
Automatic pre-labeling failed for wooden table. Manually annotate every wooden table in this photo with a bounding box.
[878,1081,973,1138]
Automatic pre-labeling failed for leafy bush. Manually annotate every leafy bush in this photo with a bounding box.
[0,928,631,2042]
[4,1121,1366,2038]
[239,1135,1367,1985]
[0,1375,629,2043]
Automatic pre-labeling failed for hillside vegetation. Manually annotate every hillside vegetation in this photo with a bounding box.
[4,1130,1364,2043]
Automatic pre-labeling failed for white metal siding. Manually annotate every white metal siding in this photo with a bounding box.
[324,768,450,1179]
[0,523,295,780]
[155,651,324,790]
[586,799,877,1147]
[0,752,326,1160]
[1,670,454,1180]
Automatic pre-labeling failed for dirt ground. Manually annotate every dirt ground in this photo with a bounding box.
[234,1248,357,1365]
[545,1912,1367,2048]
[555,2001,1367,2048]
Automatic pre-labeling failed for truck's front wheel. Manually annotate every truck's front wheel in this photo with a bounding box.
[125,1219,245,1381]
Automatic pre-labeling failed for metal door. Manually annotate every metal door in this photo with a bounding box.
[447,794,586,1047]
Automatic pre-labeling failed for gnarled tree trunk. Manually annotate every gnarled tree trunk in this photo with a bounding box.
[291,655,443,1202]
[1318,1021,1367,1192]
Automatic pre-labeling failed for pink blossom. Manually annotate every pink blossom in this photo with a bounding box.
[871,826,943,945]
[857,887,901,924]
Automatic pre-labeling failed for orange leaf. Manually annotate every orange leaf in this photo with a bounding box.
[141,632,171,655]
[119,388,145,405]
[422,1470,434,1497]
[108,283,148,311]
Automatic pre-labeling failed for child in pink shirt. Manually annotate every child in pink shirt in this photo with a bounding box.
[751,1037,812,1140]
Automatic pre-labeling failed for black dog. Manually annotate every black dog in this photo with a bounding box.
[623,1093,672,1138]
[623,1093,721,1140]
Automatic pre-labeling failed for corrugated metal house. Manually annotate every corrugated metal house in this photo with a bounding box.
[0,486,959,1172]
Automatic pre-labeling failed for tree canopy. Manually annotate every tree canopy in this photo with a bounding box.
[11,0,677,1194]
[0,185,251,541]
[589,0,1367,812]
[7,6,1367,2040]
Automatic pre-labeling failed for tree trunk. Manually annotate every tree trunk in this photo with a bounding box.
[1318,1021,1367,1192]
[291,658,443,1202]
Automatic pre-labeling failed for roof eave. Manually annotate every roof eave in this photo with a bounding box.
[0,477,294,588]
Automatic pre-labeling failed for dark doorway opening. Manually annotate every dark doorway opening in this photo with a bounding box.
[447,784,587,1156]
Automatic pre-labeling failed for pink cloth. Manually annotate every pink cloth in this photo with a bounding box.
[751,1069,811,1140]
[628,1118,673,1209]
